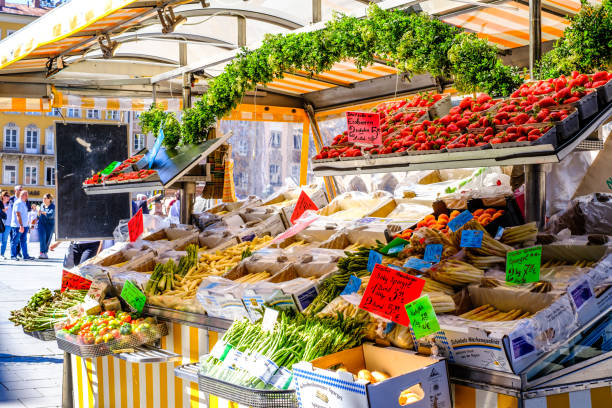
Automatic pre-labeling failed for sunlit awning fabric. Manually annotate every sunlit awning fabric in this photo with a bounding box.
[0,0,147,70]
[0,97,51,112]
[53,91,182,112]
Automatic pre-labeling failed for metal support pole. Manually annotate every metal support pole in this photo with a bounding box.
[304,104,338,199]
[312,0,322,23]
[237,15,246,47]
[524,164,546,228]
[62,351,73,408]
[179,42,192,109]
[181,181,196,224]
[529,0,542,77]
[152,83,157,104]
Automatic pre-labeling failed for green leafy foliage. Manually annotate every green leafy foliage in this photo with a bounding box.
[139,104,181,150]
[538,0,612,79]
[147,5,524,148]
[449,33,522,96]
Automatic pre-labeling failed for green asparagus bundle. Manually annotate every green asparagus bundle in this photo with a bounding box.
[304,247,372,315]
[9,289,87,332]
[199,313,366,390]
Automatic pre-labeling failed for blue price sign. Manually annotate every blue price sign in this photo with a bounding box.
[423,244,443,263]
[447,210,473,232]
[403,258,432,272]
[367,250,383,272]
[148,127,166,169]
[341,275,362,296]
[460,230,484,248]
[495,226,505,240]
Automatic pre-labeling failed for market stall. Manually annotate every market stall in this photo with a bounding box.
[3,1,612,408]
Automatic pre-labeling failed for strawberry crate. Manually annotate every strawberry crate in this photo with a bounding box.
[594,79,612,108]
[553,108,580,142]
[492,124,557,149]
[571,90,598,122]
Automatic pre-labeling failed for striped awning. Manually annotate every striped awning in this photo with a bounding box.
[0,97,51,112]
[53,91,182,111]
[440,0,589,49]
[262,62,397,95]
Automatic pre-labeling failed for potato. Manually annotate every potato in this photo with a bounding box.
[371,371,390,383]
[357,369,375,383]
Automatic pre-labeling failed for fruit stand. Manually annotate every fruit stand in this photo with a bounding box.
[2,1,612,408]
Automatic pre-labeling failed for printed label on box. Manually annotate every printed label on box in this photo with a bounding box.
[568,277,594,311]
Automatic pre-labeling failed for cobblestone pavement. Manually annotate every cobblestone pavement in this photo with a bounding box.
[0,241,69,408]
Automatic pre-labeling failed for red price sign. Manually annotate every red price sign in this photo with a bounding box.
[346,111,381,145]
[290,191,319,224]
[359,264,425,326]
[128,208,144,242]
[61,269,92,292]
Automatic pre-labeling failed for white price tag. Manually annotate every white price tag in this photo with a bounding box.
[262,307,279,332]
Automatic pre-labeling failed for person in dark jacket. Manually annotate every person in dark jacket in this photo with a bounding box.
[38,193,55,259]
[0,190,10,259]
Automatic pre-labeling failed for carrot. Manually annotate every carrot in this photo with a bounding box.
[473,209,485,217]
[484,208,497,215]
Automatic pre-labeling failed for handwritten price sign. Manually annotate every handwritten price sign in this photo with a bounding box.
[61,269,92,292]
[405,295,440,339]
[506,246,542,284]
[346,111,381,145]
[290,191,319,224]
[120,280,146,313]
[359,264,425,326]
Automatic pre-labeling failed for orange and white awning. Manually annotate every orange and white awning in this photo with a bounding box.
[53,92,182,111]
[0,97,51,112]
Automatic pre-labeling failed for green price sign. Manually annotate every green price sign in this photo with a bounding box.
[100,161,121,176]
[506,246,542,284]
[120,280,146,313]
[405,295,440,339]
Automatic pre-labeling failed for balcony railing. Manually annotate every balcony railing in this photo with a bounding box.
[0,144,54,155]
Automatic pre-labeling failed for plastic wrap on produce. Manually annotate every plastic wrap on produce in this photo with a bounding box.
[546,193,612,235]
[546,151,593,216]
[109,270,151,293]
[196,276,249,319]
[113,214,171,242]
[318,191,392,220]
[193,211,222,231]
[147,294,206,314]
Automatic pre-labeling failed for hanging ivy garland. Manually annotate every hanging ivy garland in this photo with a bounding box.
[142,5,522,148]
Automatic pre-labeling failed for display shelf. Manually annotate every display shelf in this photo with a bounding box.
[143,305,232,332]
[449,306,612,398]
[113,344,182,363]
[174,362,200,383]
[83,132,231,195]
[313,102,612,176]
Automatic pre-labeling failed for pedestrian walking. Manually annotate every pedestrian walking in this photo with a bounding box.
[132,194,150,216]
[8,185,30,258]
[10,190,32,260]
[0,190,10,259]
[38,194,55,259]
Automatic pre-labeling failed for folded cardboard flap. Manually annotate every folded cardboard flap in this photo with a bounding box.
[267,262,336,283]
[310,344,438,379]
[142,227,197,242]
[223,257,288,281]
[318,198,391,218]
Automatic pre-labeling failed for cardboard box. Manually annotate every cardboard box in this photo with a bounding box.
[196,277,250,320]
[319,227,387,250]
[237,213,285,242]
[318,195,393,221]
[199,232,240,251]
[264,185,328,228]
[368,198,435,224]
[293,343,452,408]
[435,253,612,374]
[207,196,262,216]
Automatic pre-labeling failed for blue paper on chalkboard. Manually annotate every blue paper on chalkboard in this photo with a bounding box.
[403,258,432,272]
[367,250,383,272]
[341,275,362,296]
[447,210,473,232]
[460,230,484,248]
[424,244,443,263]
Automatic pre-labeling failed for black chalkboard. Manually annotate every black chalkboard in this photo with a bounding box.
[56,123,130,240]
